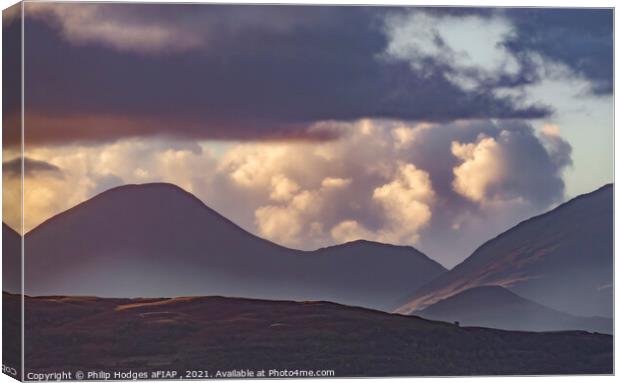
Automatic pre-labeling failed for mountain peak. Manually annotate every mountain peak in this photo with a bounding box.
[27,182,242,236]
[83,182,205,207]
[396,184,613,318]
[23,183,447,310]
[99,182,192,195]
[320,239,418,252]
[316,239,446,270]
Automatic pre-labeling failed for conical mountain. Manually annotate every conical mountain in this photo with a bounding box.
[23,183,446,311]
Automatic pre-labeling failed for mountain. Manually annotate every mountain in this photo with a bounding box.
[397,184,613,318]
[16,292,611,376]
[22,183,446,311]
[415,286,612,334]
[2,223,21,293]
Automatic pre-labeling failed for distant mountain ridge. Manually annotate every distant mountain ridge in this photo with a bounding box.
[21,183,446,311]
[397,184,613,318]
[7,182,614,332]
[416,285,612,334]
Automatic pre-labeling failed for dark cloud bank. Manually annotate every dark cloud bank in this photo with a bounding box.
[6,4,610,146]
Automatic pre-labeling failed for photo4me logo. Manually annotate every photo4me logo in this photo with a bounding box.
[2,364,18,377]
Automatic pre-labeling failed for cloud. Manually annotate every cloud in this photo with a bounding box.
[369,163,434,243]
[14,118,572,267]
[3,157,63,178]
[540,124,573,170]
[451,122,571,207]
[391,123,434,149]
[330,220,375,244]
[451,136,504,202]
[383,11,521,91]
[8,4,564,147]
[382,8,613,96]
[24,3,320,54]
[31,2,610,98]
[321,177,352,189]
[255,190,324,247]
[26,3,203,53]
[269,174,301,202]
[504,8,613,95]
[10,113,339,147]
[251,158,435,248]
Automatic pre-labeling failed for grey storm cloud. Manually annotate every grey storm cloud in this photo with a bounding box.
[1,4,609,146]
[6,4,561,146]
[504,8,613,95]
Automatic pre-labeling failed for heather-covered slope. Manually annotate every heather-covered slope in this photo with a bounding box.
[18,293,612,376]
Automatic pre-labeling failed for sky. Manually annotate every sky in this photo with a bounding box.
[2,3,613,267]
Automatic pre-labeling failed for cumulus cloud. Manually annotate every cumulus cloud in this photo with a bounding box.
[540,124,573,170]
[10,118,573,266]
[451,136,504,202]
[269,174,301,202]
[255,190,324,247]
[370,163,434,243]
[251,158,435,247]
[321,177,352,189]
[451,122,571,207]
[391,123,433,149]
[330,220,375,244]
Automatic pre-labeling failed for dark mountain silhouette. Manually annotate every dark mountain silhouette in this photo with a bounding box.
[2,223,21,293]
[416,286,612,334]
[15,292,611,376]
[22,183,446,311]
[397,184,613,318]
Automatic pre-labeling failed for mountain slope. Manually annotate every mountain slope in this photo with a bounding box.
[23,183,446,311]
[17,292,612,376]
[397,184,613,317]
[416,286,612,334]
[2,223,21,293]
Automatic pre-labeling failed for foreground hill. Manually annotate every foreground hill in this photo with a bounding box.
[397,184,613,318]
[416,286,612,334]
[23,183,445,311]
[14,293,611,376]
